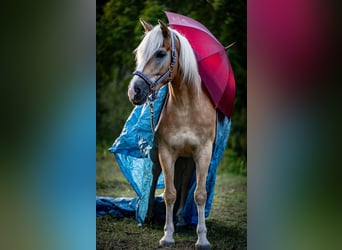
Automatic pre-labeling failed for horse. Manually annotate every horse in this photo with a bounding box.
[128,19,216,250]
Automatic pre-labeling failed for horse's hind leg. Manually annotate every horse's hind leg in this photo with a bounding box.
[146,144,161,222]
[176,157,195,227]
[146,161,161,222]
[194,144,213,250]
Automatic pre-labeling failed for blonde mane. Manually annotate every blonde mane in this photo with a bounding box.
[135,25,201,92]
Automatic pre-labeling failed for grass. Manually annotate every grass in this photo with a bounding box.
[96,149,246,249]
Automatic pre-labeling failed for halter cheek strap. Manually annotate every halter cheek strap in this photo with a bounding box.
[133,31,177,101]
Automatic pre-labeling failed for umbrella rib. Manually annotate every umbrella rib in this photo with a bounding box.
[198,50,227,61]
[169,25,222,45]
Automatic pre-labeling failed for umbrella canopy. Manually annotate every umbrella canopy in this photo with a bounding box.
[165,11,236,118]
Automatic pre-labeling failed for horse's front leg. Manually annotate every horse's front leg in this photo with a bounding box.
[194,144,213,250]
[158,147,177,247]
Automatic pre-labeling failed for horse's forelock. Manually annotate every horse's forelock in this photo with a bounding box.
[135,26,164,71]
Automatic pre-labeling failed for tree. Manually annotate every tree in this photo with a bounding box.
[96,0,246,171]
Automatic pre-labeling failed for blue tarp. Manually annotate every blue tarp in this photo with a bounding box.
[96,85,231,226]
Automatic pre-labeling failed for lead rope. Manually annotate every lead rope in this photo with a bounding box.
[148,96,155,131]
[135,31,176,132]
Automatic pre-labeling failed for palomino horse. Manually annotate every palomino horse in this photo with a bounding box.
[128,19,216,249]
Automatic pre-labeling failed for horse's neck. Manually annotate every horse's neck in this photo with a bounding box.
[168,80,200,109]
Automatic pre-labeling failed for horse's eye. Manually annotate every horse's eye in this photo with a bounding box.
[155,50,167,58]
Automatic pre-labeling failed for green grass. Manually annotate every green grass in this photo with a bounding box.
[219,149,247,176]
[96,149,246,249]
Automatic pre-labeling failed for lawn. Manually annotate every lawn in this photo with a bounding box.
[96,150,246,249]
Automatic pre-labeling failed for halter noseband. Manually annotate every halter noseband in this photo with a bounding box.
[133,31,177,101]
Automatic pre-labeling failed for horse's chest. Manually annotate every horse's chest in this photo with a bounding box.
[157,101,214,156]
[172,130,198,146]
[158,128,202,156]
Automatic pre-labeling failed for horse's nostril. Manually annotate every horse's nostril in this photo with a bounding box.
[134,86,141,95]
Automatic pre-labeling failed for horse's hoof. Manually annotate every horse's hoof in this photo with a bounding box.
[159,238,175,247]
[145,215,153,224]
[195,243,211,250]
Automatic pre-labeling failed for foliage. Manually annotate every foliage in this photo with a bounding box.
[96,0,246,169]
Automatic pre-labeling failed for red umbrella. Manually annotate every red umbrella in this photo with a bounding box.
[165,11,236,118]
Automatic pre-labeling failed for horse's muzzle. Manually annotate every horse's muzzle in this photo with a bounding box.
[128,78,150,105]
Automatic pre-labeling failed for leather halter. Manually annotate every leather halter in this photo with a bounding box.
[133,31,177,101]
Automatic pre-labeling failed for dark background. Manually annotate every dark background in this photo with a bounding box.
[96,0,247,174]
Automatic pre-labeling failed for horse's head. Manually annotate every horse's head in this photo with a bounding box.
[128,20,178,105]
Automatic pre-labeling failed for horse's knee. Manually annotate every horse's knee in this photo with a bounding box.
[194,188,207,206]
[164,188,177,205]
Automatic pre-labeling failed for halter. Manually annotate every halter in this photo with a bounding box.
[133,31,177,101]
[133,30,177,131]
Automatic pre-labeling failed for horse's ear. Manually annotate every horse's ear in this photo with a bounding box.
[140,18,153,33]
[158,20,170,38]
